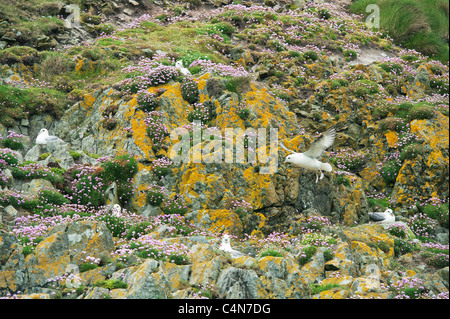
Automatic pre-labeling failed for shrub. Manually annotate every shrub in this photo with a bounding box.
[422,203,448,228]
[298,246,317,266]
[40,53,72,83]
[388,223,408,238]
[260,249,283,258]
[145,112,170,148]
[72,174,107,207]
[79,262,99,273]
[335,175,350,186]
[188,109,206,123]
[399,144,424,161]
[161,195,188,215]
[331,79,349,90]
[180,77,199,104]
[407,213,438,241]
[146,185,166,206]
[0,149,19,167]
[101,214,127,238]
[421,243,449,268]
[125,221,152,240]
[95,279,127,290]
[303,50,319,61]
[379,117,407,132]
[394,238,415,257]
[237,108,250,120]
[11,163,64,184]
[136,91,159,112]
[225,76,251,94]
[318,9,332,20]
[1,138,24,150]
[38,189,69,206]
[101,154,138,183]
[380,159,402,184]
[329,148,367,172]
[214,21,236,36]
[69,150,82,160]
[407,105,435,120]
[344,49,358,60]
[323,249,334,262]
[391,277,428,299]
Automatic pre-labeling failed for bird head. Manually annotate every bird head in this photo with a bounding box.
[39,128,49,135]
[385,208,394,216]
[285,155,293,164]
[175,60,183,68]
[222,234,230,244]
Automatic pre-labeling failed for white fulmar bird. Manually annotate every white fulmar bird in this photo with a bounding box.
[175,60,191,76]
[111,204,122,218]
[281,126,336,183]
[219,234,245,258]
[368,208,395,225]
[36,128,64,145]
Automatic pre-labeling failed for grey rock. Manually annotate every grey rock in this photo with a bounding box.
[85,287,111,299]
[124,259,171,299]
[43,141,74,170]
[217,267,267,298]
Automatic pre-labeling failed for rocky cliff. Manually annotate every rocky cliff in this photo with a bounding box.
[0,0,448,299]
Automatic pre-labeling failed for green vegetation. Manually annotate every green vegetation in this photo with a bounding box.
[310,283,345,295]
[350,0,449,62]
[0,84,69,127]
[94,279,127,290]
[260,249,283,258]
[298,246,317,266]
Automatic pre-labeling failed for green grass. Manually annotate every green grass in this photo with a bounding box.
[0,84,69,127]
[310,283,345,295]
[350,0,449,62]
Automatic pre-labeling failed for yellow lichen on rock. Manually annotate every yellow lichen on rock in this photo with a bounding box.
[197,209,243,235]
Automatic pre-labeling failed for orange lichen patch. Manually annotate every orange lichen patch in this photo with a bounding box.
[74,59,84,73]
[384,130,398,148]
[410,113,449,168]
[282,135,304,153]
[178,164,206,205]
[242,167,271,210]
[411,113,449,149]
[0,270,17,291]
[196,72,211,103]
[197,209,243,235]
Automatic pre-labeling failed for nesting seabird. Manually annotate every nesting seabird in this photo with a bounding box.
[368,208,395,226]
[111,204,122,218]
[281,126,336,183]
[35,128,65,145]
[175,60,191,76]
[219,234,245,258]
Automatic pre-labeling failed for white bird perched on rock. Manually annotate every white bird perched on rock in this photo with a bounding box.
[281,126,336,183]
[368,208,395,226]
[175,60,191,76]
[111,204,122,218]
[219,234,245,258]
[36,128,65,145]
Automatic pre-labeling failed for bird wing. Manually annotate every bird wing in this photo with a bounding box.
[280,141,297,154]
[368,212,386,221]
[304,127,336,158]
[46,135,62,142]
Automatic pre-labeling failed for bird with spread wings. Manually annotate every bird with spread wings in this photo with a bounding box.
[280,127,336,183]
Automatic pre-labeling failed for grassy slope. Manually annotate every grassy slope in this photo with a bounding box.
[350,0,449,62]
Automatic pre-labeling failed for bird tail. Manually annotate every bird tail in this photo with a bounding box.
[320,162,332,172]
